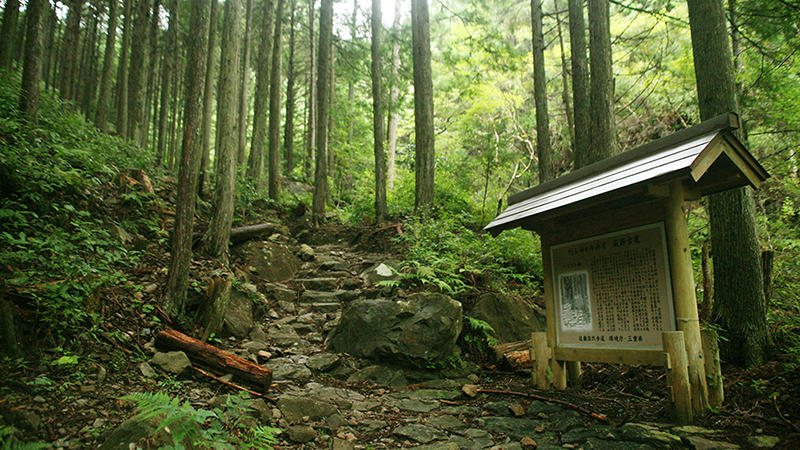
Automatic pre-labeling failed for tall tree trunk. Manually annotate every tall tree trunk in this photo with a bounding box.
[156,0,178,166]
[386,0,401,190]
[371,0,387,222]
[0,0,21,71]
[556,0,574,158]
[312,0,332,223]
[237,0,253,166]
[143,0,160,148]
[326,38,335,205]
[95,0,119,131]
[42,5,56,92]
[59,0,83,101]
[164,0,210,318]
[569,0,588,168]
[204,0,243,259]
[19,0,43,124]
[168,59,181,170]
[411,0,434,211]
[127,0,151,145]
[687,0,768,367]
[347,0,356,144]
[199,0,219,195]
[283,0,297,177]
[304,0,316,180]
[79,6,99,117]
[268,0,285,200]
[116,0,132,137]
[587,0,615,163]
[247,0,275,179]
[531,0,553,183]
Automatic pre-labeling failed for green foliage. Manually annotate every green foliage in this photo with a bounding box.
[0,71,148,344]
[121,391,279,449]
[459,316,499,365]
[0,426,47,450]
[392,212,542,295]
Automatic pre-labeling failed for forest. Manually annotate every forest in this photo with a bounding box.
[0,0,799,447]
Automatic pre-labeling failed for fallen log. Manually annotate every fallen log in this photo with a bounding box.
[155,328,272,393]
[192,223,286,247]
[493,340,533,369]
[229,223,285,244]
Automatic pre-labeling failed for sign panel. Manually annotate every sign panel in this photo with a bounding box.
[551,223,675,350]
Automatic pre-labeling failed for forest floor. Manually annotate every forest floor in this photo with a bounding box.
[2,175,799,449]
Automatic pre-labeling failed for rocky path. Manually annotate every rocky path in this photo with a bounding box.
[141,232,745,450]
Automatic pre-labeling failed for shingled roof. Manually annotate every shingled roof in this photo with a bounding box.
[485,112,769,234]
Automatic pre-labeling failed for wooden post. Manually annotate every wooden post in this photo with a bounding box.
[566,361,582,386]
[665,180,709,416]
[663,331,693,424]
[531,332,551,389]
[550,359,567,390]
[701,328,724,408]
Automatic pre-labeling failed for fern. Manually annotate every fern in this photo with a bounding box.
[0,426,47,450]
[120,392,227,449]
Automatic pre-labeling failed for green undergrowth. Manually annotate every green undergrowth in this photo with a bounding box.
[389,211,542,297]
[121,391,279,449]
[0,71,152,347]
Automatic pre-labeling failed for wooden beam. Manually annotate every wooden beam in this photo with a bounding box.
[553,347,666,366]
[663,331,693,424]
[665,181,709,417]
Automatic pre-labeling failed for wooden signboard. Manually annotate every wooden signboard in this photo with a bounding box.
[486,113,769,423]
[551,223,676,351]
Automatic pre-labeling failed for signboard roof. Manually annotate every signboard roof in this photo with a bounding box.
[485,113,769,234]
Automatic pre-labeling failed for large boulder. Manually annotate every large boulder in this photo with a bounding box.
[233,241,298,283]
[470,293,545,343]
[327,293,462,368]
[221,288,255,338]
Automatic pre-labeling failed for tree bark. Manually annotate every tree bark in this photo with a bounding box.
[78,4,99,116]
[42,5,57,92]
[312,0,332,223]
[115,0,132,137]
[569,0,590,169]
[237,0,253,166]
[0,0,21,71]
[556,0,574,159]
[386,0,401,189]
[95,0,119,132]
[199,0,219,195]
[283,0,297,176]
[156,0,177,166]
[347,0,356,144]
[688,0,768,367]
[163,0,210,318]
[127,0,151,145]
[304,0,316,180]
[587,0,615,164]
[155,328,272,392]
[411,0,435,211]
[59,0,83,101]
[204,0,243,259]
[143,0,160,148]
[371,0,387,223]
[19,0,43,124]
[268,0,286,200]
[247,0,275,179]
[532,0,553,183]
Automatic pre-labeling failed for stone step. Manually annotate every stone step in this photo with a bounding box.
[299,290,343,303]
[306,302,341,313]
[295,277,339,291]
[300,290,355,303]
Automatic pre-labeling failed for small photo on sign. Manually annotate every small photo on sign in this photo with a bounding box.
[559,271,592,331]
